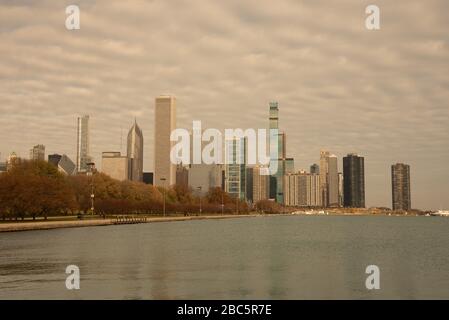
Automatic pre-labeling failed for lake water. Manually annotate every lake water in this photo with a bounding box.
[1,215,449,299]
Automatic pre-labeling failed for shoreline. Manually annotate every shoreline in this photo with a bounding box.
[0,212,434,233]
[0,214,269,233]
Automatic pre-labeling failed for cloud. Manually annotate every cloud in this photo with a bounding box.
[0,0,448,209]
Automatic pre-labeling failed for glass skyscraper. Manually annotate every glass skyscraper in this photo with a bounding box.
[391,163,411,211]
[127,119,144,182]
[76,115,91,173]
[343,153,365,208]
[268,101,293,204]
[225,137,247,200]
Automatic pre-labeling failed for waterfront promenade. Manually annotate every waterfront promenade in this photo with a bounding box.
[0,214,263,233]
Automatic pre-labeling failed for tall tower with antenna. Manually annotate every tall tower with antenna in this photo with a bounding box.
[127,118,144,181]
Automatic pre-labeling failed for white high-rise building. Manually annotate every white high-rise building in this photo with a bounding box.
[284,171,321,207]
[29,144,45,161]
[252,165,269,203]
[319,150,329,206]
[225,137,247,200]
[327,154,339,207]
[154,96,176,186]
[76,115,91,173]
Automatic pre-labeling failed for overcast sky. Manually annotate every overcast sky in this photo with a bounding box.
[0,0,448,209]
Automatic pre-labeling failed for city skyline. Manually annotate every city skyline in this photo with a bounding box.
[0,1,448,209]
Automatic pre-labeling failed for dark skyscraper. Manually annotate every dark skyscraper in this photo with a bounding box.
[343,154,365,208]
[176,164,189,189]
[48,154,62,167]
[391,163,411,211]
[246,167,254,203]
[143,172,154,185]
[127,119,144,182]
[310,163,319,174]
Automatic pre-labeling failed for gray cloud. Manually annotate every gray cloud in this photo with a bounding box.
[0,0,448,209]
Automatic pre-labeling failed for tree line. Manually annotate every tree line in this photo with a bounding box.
[0,160,281,220]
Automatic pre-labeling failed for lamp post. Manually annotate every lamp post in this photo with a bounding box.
[87,162,96,216]
[160,178,166,217]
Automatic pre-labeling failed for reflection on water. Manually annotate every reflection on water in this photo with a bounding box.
[1,215,449,299]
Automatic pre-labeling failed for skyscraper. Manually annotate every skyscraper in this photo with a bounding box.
[391,163,411,211]
[252,165,269,203]
[310,163,320,174]
[6,152,19,171]
[154,96,176,187]
[176,164,189,189]
[127,119,144,182]
[319,150,330,206]
[327,154,339,207]
[246,166,254,203]
[269,101,280,200]
[225,137,247,200]
[284,171,321,207]
[48,154,62,167]
[307,173,321,207]
[58,155,77,175]
[29,144,45,161]
[284,171,308,206]
[338,172,344,206]
[76,115,91,173]
[189,164,222,195]
[268,101,293,204]
[343,154,365,208]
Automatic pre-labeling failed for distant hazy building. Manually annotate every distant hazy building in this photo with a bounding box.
[319,150,330,207]
[268,101,293,204]
[310,163,319,174]
[6,152,19,171]
[48,154,62,167]
[338,172,344,206]
[284,171,307,206]
[29,144,45,161]
[101,152,128,181]
[327,154,339,207]
[154,96,176,186]
[246,167,254,203]
[176,164,189,188]
[343,154,365,208]
[143,172,154,185]
[58,155,76,175]
[307,173,322,207]
[0,161,6,172]
[225,137,246,200]
[48,154,76,175]
[391,163,411,211]
[189,164,222,195]
[127,120,144,182]
[76,115,91,173]
[252,166,269,203]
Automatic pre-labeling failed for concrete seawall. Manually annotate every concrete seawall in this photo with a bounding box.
[0,214,263,233]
